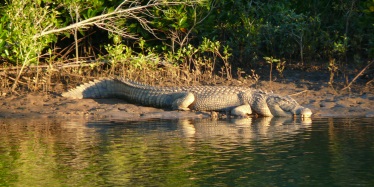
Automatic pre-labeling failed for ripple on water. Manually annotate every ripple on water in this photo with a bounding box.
[0,117,373,186]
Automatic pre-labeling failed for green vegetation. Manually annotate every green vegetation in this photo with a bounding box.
[0,0,373,91]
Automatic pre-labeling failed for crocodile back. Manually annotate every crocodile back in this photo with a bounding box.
[184,86,253,111]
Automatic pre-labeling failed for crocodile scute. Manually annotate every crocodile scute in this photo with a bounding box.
[61,78,312,118]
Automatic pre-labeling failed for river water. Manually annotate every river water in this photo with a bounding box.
[0,117,373,186]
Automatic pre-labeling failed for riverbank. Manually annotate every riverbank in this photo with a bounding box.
[1,74,373,120]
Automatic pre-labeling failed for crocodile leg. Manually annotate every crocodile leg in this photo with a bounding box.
[171,92,195,111]
[251,92,273,117]
[267,103,290,116]
[231,104,252,117]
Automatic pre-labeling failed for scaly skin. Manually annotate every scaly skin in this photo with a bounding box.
[62,78,312,117]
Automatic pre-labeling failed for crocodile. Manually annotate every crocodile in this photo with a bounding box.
[61,78,312,117]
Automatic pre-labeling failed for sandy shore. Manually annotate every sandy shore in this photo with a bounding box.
[1,79,373,121]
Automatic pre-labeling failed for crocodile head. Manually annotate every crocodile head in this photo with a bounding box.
[266,94,312,118]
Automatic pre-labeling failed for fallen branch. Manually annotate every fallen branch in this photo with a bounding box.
[7,75,27,86]
[366,79,373,85]
[0,60,106,71]
[341,61,373,91]
[289,90,308,96]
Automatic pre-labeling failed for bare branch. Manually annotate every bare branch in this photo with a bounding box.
[34,0,188,40]
[341,61,373,91]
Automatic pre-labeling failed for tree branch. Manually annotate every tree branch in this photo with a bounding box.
[34,0,186,40]
[341,61,373,91]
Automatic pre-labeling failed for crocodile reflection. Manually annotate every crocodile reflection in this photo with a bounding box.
[83,117,312,143]
[180,117,312,143]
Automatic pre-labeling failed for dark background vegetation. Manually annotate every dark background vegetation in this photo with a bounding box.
[0,0,373,91]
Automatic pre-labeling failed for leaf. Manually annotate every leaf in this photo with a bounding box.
[178,16,187,27]
[170,23,178,29]
[370,6,374,12]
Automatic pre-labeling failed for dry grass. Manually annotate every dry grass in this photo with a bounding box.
[0,60,257,95]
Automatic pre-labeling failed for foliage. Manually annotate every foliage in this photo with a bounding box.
[0,0,373,90]
[102,35,160,75]
[199,0,373,66]
[263,56,280,82]
[0,0,62,91]
[1,0,60,65]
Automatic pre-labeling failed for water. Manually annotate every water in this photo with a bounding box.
[0,117,373,186]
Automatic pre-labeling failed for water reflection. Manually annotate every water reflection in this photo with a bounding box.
[181,117,311,141]
[0,117,373,186]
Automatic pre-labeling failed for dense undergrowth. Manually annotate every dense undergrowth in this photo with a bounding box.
[0,0,373,93]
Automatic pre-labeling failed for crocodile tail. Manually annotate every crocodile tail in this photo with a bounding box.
[61,78,119,99]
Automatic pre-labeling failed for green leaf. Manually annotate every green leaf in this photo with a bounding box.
[178,16,187,27]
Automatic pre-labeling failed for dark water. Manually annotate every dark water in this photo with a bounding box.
[0,117,373,187]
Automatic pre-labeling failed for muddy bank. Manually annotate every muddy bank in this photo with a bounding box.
[1,79,373,120]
